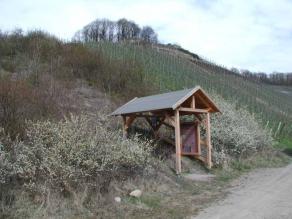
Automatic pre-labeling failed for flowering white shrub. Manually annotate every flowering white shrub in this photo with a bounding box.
[210,95,273,165]
[0,113,153,191]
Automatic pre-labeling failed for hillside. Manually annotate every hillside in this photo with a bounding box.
[1,30,291,219]
[90,41,292,140]
[0,30,291,141]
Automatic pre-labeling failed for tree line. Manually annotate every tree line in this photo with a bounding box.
[74,18,158,44]
[231,68,292,86]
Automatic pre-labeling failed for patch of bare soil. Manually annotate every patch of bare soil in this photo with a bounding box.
[66,80,113,114]
[193,164,292,219]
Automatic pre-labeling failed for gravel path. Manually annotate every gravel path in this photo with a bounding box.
[193,164,292,219]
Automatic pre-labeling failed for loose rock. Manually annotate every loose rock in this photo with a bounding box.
[114,197,121,203]
[129,189,142,198]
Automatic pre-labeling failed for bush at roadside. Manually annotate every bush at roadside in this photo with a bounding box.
[0,113,153,193]
[210,95,273,165]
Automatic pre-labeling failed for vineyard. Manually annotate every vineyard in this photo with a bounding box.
[89,42,292,140]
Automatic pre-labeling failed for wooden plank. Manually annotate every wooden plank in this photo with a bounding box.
[175,109,182,174]
[194,113,203,121]
[179,107,209,113]
[122,116,127,139]
[122,115,136,139]
[191,95,196,109]
[164,113,175,127]
[197,123,201,155]
[134,114,157,118]
[200,139,207,146]
[179,111,203,121]
[162,121,175,129]
[126,115,136,128]
[194,155,207,163]
[206,112,212,168]
[180,121,195,125]
[181,152,200,156]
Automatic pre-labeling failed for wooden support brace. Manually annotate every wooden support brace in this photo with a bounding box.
[162,121,175,129]
[179,107,209,113]
[122,115,136,139]
[194,155,207,163]
[164,113,175,127]
[194,113,203,121]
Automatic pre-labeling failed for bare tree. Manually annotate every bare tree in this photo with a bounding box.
[140,26,157,43]
[76,17,159,44]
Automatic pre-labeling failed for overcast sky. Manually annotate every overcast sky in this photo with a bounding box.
[0,0,292,73]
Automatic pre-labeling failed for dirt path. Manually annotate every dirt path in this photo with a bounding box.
[193,164,292,219]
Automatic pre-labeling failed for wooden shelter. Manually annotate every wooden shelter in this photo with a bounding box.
[111,86,220,173]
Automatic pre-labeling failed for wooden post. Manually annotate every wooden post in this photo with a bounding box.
[197,122,201,155]
[191,95,195,109]
[122,115,136,139]
[206,113,212,168]
[175,109,182,174]
[122,116,127,139]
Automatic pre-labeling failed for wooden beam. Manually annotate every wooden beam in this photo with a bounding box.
[174,109,182,174]
[191,95,196,109]
[134,114,156,118]
[178,111,202,120]
[200,139,208,147]
[164,113,175,127]
[194,155,207,163]
[122,116,127,139]
[122,115,136,139]
[206,113,212,168]
[197,123,201,155]
[181,152,200,156]
[194,113,203,121]
[162,121,175,129]
[126,115,136,128]
[179,107,209,113]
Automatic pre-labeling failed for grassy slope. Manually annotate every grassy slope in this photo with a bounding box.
[89,42,292,140]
